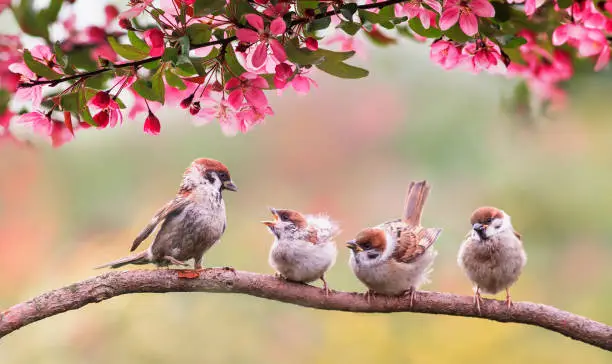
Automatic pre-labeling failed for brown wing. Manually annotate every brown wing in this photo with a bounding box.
[392,226,442,264]
[130,197,190,252]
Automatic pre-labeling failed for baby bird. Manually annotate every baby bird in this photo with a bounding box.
[263,208,339,294]
[346,181,442,305]
[96,158,237,271]
[458,206,527,313]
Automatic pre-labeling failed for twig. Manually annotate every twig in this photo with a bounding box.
[0,269,610,351]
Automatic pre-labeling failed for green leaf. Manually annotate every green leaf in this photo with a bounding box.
[285,39,325,65]
[152,70,166,104]
[53,42,68,69]
[194,0,227,16]
[340,3,358,20]
[128,31,150,52]
[179,36,191,56]
[165,69,187,90]
[316,60,369,79]
[504,36,527,48]
[14,1,49,39]
[23,49,62,80]
[297,0,318,15]
[308,16,332,32]
[557,0,573,9]
[187,23,212,44]
[492,2,511,23]
[40,0,64,24]
[132,79,164,103]
[107,37,149,60]
[224,46,248,77]
[162,48,179,63]
[315,48,355,62]
[338,21,362,36]
[443,23,471,43]
[176,59,198,76]
[408,18,442,38]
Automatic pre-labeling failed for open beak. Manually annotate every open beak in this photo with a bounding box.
[261,208,279,229]
[346,240,363,252]
[223,180,238,192]
[473,223,488,240]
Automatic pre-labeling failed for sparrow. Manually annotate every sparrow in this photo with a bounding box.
[96,158,238,271]
[262,208,339,294]
[346,181,442,305]
[458,206,527,313]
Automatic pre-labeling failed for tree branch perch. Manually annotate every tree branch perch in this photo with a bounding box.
[0,269,610,350]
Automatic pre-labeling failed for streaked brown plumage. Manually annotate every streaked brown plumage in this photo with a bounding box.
[458,206,527,313]
[95,158,237,271]
[347,181,442,304]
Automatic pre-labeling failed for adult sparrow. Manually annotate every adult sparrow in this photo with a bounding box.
[346,181,442,305]
[458,206,527,312]
[262,208,338,294]
[96,158,237,271]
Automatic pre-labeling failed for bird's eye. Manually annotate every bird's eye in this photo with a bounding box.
[280,213,289,221]
[362,243,371,250]
[486,218,493,224]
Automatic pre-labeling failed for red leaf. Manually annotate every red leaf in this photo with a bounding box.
[63,111,74,135]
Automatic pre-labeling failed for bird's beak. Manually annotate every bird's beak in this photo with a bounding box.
[261,221,276,228]
[346,240,363,252]
[473,223,488,240]
[223,180,238,192]
[269,207,279,221]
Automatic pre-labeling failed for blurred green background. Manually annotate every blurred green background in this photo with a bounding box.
[2,3,612,363]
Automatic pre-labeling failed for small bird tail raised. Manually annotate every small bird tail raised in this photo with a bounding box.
[403,180,431,226]
[422,227,443,245]
[94,251,150,269]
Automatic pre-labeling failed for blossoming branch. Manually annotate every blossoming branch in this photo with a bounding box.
[1,0,611,146]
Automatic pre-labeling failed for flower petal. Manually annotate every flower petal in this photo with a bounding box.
[251,43,268,68]
[439,6,460,30]
[269,39,287,62]
[228,89,244,109]
[470,0,495,17]
[459,12,478,36]
[245,14,264,31]
[269,17,286,35]
[236,28,259,43]
[244,87,268,108]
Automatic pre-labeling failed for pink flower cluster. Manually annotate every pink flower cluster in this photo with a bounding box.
[552,0,611,71]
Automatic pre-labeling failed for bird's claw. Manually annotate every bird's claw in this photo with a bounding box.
[403,288,416,309]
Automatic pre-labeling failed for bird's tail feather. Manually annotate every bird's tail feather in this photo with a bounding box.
[403,180,431,226]
[94,250,150,269]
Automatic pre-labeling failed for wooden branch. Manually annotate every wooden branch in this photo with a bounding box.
[0,269,610,350]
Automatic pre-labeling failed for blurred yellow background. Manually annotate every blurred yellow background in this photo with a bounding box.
[2,6,612,362]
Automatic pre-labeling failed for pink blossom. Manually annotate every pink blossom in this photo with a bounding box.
[119,0,153,19]
[430,39,462,69]
[105,5,120,24]
[462,38,502,72]
[88,91,122,128]
[439,0,495,36]
[235,105,273,133]
[236,15,287,68]
[398,0,442,29]
[326,33,367,59]
[0,0,11,14]
[305,37,319,51]
[50,122,74,148]
[0,109,12,129]
[144,111,161,135]
[144,28,165,57]
[524,0,536,16]
[225,72,269,109]
[17,111,52,135]
[274,62,293,89]
[291,74,317,94]
[263,2,291,17]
